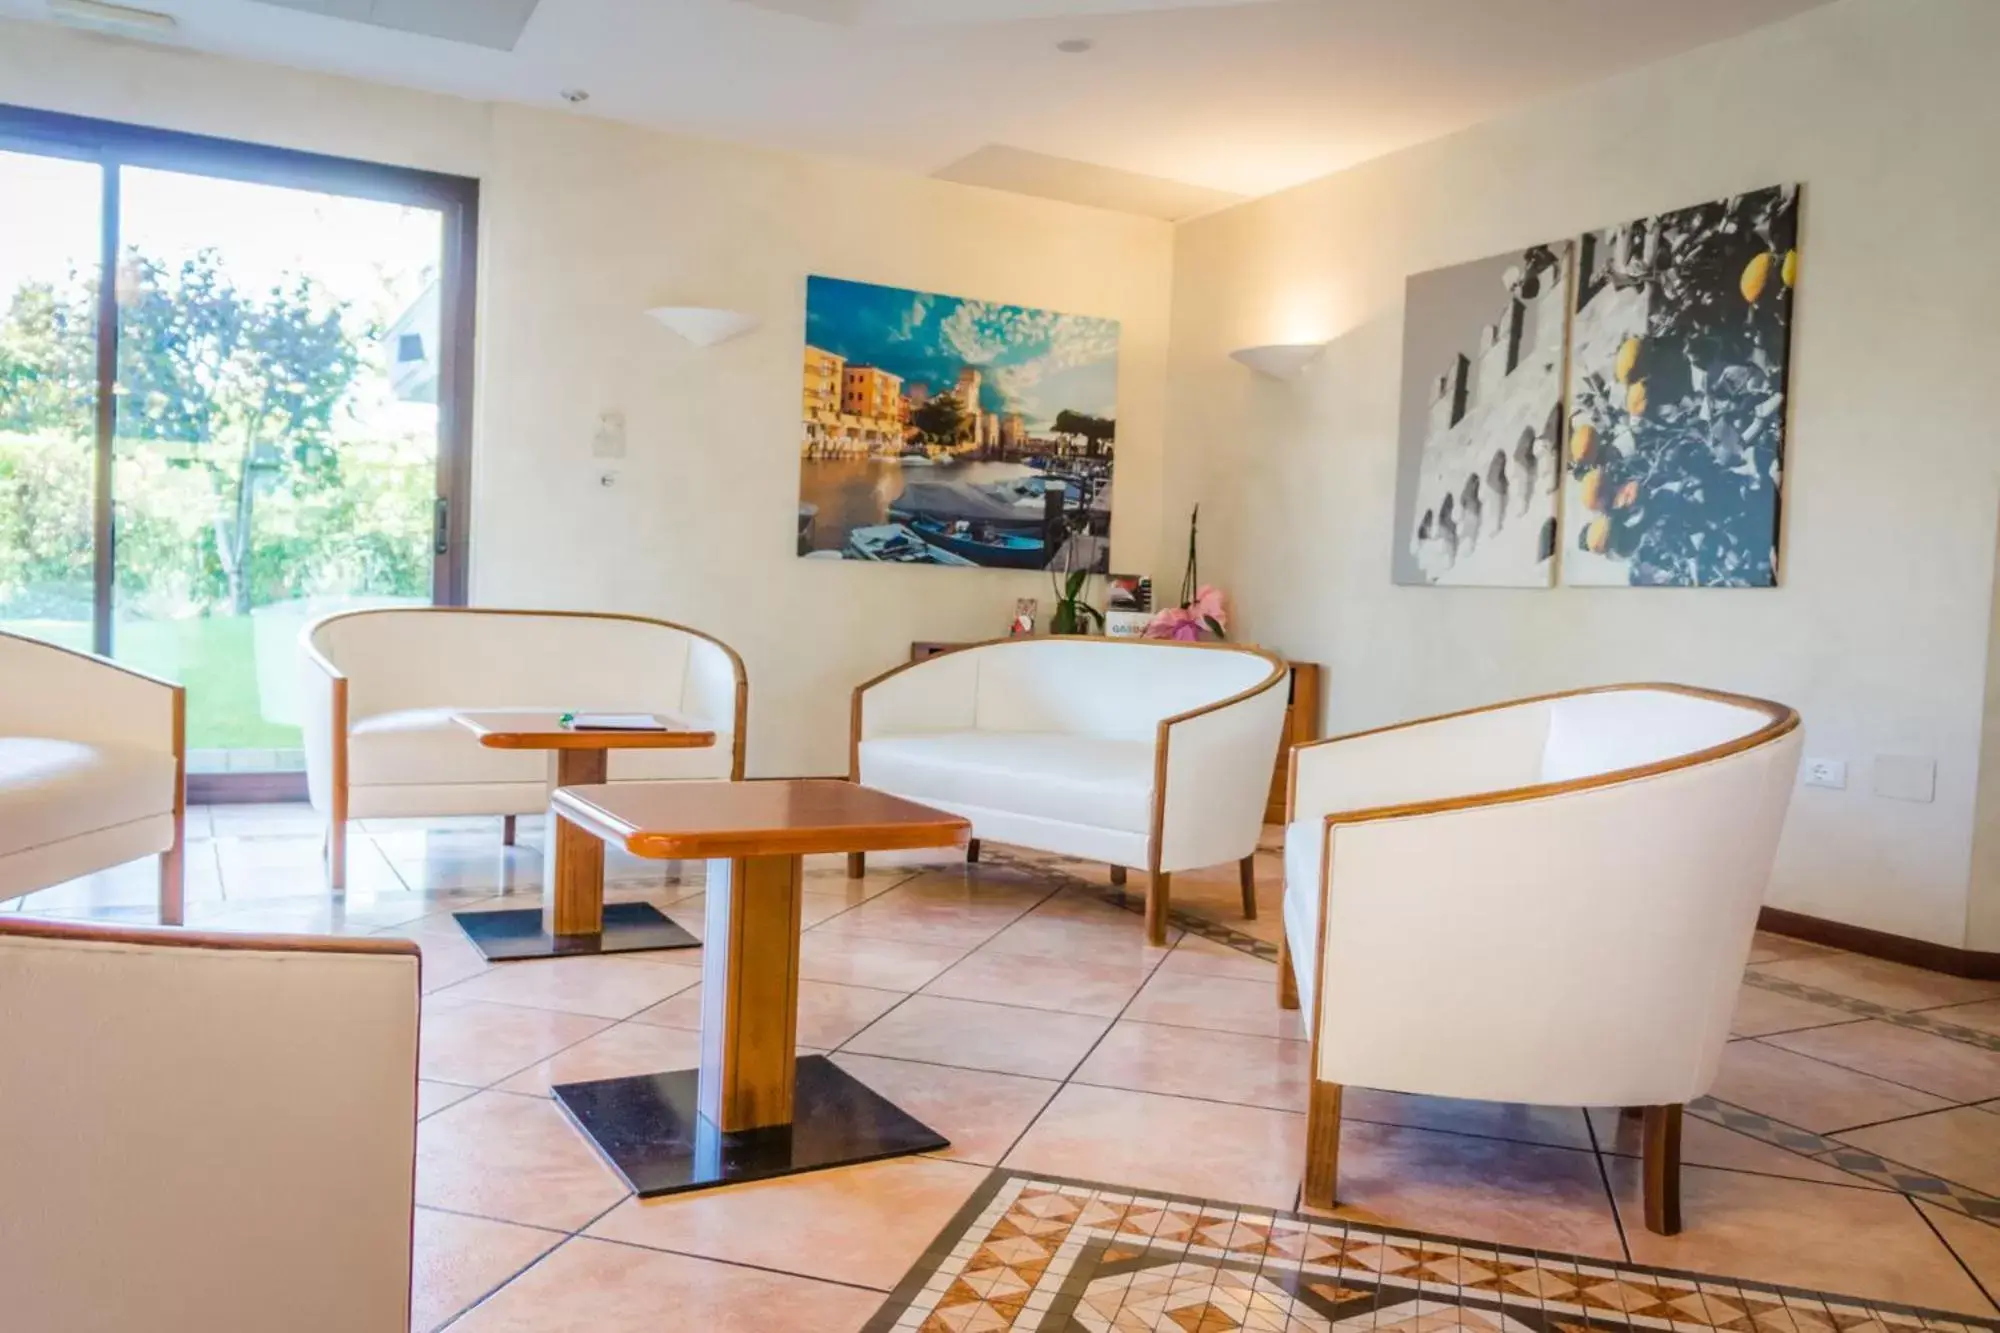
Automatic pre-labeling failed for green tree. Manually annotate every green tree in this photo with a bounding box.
[911,394,965,452]
[114,251,362,614]
[1052,409,1116,459]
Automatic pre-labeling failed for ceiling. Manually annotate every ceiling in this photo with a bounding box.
[7,0,1832,216]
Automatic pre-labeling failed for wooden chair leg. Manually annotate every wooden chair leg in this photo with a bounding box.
[158,821,185,928]
[326,818,347,891]
[846,852,866,879]
[1109,865,1126,886]
[1303,1081,1343,1209]
[1642,1104,1684,1236]
[1276,931,1299,1010]
[1144,870,1170,946]
[1238,854,1258,920]
[503,814,517,846]
[966,838,981,864]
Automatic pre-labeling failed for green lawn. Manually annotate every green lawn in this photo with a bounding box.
[3,614,301,750]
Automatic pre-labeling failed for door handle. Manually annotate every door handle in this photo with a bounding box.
[433,497,449,555]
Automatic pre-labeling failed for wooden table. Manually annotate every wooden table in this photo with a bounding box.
[547,779,970,1196]
[448,711,717,962]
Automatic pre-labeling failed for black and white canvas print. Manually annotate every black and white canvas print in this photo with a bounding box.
[1562,184,1799,586]
[1392,243,1571,587]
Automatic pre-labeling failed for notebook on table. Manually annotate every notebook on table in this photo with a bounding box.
[564,712,671,731]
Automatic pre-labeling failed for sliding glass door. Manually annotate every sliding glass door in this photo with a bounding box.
[0,107,477,796]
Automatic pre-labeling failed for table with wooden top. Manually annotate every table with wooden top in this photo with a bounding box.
[448,710,717,962]
[547,779,970,1196]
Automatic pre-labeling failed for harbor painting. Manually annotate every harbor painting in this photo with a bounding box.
[797,276,1119,571]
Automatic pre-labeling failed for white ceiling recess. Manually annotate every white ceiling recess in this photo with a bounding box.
[3,0,1835,211]
[247,0,541,50]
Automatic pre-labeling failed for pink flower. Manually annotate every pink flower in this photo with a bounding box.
[1144,606,1203,641]
[1189,585,1228,631]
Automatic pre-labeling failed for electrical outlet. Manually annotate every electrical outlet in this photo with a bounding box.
[1803,758,1846,790]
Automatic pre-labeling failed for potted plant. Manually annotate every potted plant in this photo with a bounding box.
[1146,506,1229,641]
[1048,567,1104,635]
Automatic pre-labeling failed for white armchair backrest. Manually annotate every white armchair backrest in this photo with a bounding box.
[307,609,742,730]
[0,921,420,1332]
[0,630,181,752]
[1307,686,1800,1109]
[966,639,1278,743]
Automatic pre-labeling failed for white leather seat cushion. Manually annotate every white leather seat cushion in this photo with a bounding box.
[0,738,178,857]
[348,708,546,787]
[861,731,1154,834]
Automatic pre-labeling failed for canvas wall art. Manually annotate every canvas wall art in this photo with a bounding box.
[1562,184,1799,586]
[797,275,1119,571]
[1392,242,1571,587]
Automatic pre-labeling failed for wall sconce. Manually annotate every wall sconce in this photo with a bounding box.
[1229,342,1327,380]
[646,306,761,347]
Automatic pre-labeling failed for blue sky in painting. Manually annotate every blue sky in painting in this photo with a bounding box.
[805,275,1118,431]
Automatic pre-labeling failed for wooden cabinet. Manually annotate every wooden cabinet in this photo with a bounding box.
[1265,662,1323,824]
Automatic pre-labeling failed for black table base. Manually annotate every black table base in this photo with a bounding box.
[453,901,698,962]
[553,1055,949,1197]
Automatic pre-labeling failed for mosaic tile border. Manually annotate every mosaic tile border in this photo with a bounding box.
[984,848,1279,963]
[867,1170,2000,1333]
[1741,971,2000,1055]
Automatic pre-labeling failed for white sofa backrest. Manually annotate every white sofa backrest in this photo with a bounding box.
[310,609,733,724]
[969,640,1277,742]
[0,922,419,1331]
[1540,688,1776,785]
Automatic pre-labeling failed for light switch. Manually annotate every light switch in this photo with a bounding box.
[1872,755,1936,804]
[592,410,627,459]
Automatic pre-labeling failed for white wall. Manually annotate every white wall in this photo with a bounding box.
[1166,0,2000,948]
[0,20,1174,778]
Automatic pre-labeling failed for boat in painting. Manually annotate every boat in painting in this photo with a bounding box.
[844,523,976,566]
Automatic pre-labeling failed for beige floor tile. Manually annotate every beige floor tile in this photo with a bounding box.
[1916,1200,2000,1311]
[418,1079,480,1120]
[218,833,406,898]
[1003,1083,1305,1210]
[796,931,970,991]
[419,997,612,1087]
[1835,1106,2000,1195]
[807,896,1019,950]
[1707,1039,1952,1132]
[385,847,545,895]
[631,978,904,1049]
[495,1021,707,1096]
[446,1237,883,1332]
[1730,985,1864,1038]
[209,803,327,837]
[978,900,1180,964]
[1608,1158,1996,1315]
[439,954,704,1021]
[1587,1108,1888,1188]
[1121,968,1308,1041]
[841,994,1111,1079]
[1156,933,1280,984]
[409,1207,561,1333]
[588,1155,987,1290]
[1315,1120,1625,1261]
[1342,1090,1594,1150]
[828,1053,1059,1166]
[923,946,1154,1017]
[1763,1019,2000,1102]
[415,1091,629,1231]
[1927,998,2000,1036]
[1746,930,1837,964]
[1074,1020,1310,1113]
[410,936,497,994]
[16,843,224,914]
[1753,953,2000,1012]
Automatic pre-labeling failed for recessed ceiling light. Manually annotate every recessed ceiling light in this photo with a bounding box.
[47,0,178,35]
[560,88,591,104]
[1055,37,1094,54]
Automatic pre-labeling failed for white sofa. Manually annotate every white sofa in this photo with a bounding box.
[1279,683,1801,1234]
[852,637,1290,943]
[0,630,185,923]
[0,917,421,1331]
[303,607,747,885]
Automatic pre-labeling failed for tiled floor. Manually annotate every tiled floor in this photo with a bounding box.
[6,808,2000,1329]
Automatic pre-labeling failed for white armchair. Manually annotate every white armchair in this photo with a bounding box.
[852,637,1289,943]
[1279,683,1801,1234]
[0,631,185,923]
[0,917,421,1330]
[302,607,748,886]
